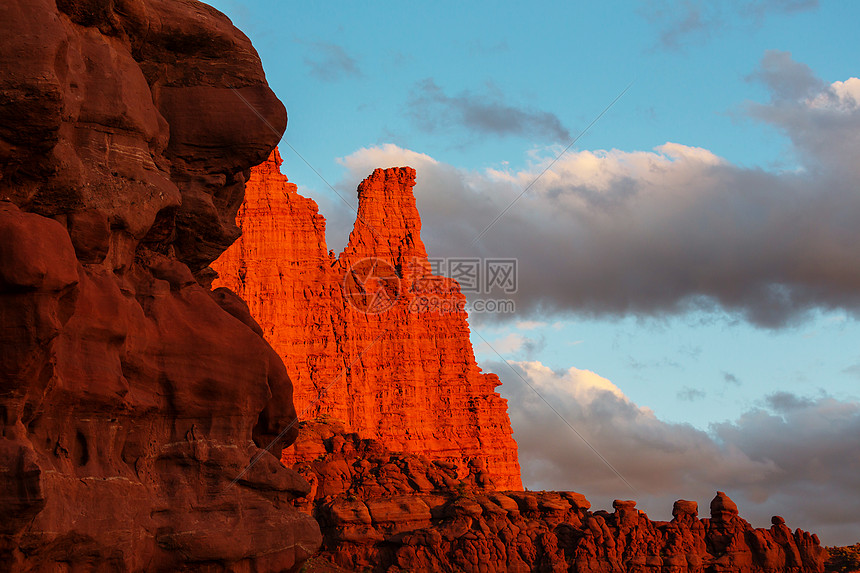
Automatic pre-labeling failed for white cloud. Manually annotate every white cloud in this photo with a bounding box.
[476,332,527,356]
[338,143,438,173]
[337,56,860,328]
[809,77,860,111]
[831,77,860,106]
[515,320,547,330]
[491,359,860,545]
[516,361,627,403]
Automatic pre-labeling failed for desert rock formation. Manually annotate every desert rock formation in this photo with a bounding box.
[0,0,832,570]
[211,150,523,490]
[0,0,319,569]
[289,422,827,573]
[212,151,827,573]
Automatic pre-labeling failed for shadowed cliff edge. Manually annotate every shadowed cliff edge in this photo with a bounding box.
[0,0,320,570]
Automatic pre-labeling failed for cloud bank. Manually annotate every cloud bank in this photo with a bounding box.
[323,52,860,545]
[339,53,860,328]
[490,359,860,546]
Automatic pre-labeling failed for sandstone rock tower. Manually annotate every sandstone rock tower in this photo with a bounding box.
[212,149,523,490]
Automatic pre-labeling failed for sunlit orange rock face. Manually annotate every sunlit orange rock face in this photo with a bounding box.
[211,151,828,573]
[211,149,523,490]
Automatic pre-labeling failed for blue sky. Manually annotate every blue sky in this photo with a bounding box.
[208,0,860,544]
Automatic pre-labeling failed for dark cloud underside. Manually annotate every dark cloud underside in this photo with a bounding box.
[408,79,571,142]
[491,360,860,545]
[342,53,860,328]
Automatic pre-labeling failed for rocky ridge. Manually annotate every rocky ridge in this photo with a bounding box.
[288,422,827,573]
[211,150,523,490]
[212,152,827,573]
[0,0,831,570]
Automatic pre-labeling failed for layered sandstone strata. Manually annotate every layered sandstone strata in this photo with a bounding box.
[288,423,827,573]
[0,1,319,569]
[211,150,523,490]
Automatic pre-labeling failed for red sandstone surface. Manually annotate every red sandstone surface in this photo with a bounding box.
[211,150,523,490]
[0,0,319,570]
[288,422,827,573]
[212,152,826,573]
[0,0,831,571]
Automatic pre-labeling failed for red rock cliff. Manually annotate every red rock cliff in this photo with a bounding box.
[209,151,827,573]
[281,423,828,573]
[211,150,523,490]
[0,1,319,570]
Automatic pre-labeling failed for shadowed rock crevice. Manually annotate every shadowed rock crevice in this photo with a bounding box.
[0,0,318,570]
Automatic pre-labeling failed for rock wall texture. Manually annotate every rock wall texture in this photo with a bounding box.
[211,150,523,490]
[3,2,824,570]
[288,422,828,573]
[0,0,320,570]
[210,152,827,573]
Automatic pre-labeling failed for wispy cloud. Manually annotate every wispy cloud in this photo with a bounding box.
[407,79,570,142]
[723,371,742,386]
[643,0,820,50]
[745,49,826,101]
[475,332,527,356]
[303,42,361,82]
[843,364,860,379]
[678,386,707,401]
[765,390,814,410]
